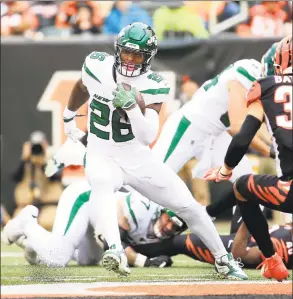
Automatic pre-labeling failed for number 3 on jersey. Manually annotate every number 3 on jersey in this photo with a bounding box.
[274,86,292,130]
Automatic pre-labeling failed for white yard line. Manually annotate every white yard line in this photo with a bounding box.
[1,252,23,257]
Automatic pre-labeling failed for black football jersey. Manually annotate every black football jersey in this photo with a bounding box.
[247,225,292,269]
[253,75,293,179]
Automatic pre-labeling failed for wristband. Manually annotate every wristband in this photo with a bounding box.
[63,106,76,120]
[134,253,147,267]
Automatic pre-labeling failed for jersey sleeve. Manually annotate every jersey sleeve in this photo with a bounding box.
[234,59,262,90]
[81,52,106,92]
[139,72,171,106]
[246,80,262,107]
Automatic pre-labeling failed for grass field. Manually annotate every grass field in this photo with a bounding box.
[1,241,265,286]
[2,223,291,299]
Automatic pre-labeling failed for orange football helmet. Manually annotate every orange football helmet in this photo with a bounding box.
[274,35,292,75]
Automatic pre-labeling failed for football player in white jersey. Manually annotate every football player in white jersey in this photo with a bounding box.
[151,58,273,221]
[58,22,247,279]
[3,181,186,269]
[152,59,272,179]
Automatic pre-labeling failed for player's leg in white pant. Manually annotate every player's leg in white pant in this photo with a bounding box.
[124,158,247,280]
[85,149,129,276]
[23,181,91,267]
[74,226,104,266]
[152,112,198,173]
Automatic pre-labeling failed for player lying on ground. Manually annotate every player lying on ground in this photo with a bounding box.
[204,35,293,282]
[5,179,291,273]
[2,180,187,268]
[133,213,292,270]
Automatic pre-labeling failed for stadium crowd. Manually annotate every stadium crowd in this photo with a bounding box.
[1,1,292,39]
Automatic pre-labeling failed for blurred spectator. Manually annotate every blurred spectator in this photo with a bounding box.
[179,75,199,105]
[237,1,291,37]
[12,131,63,230]
[1,1,38,36]
[1,205,11,227]
[29,1,58,33]
[12,132,62,207]
[218,1,241,22]
[56,1,102,29]
[185,1,240,29]
[153,2,209,40]
[71,4,101,35]
[103,0,153,35]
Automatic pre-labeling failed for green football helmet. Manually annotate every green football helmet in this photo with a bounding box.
[153,208,188,240]
[261,42,278,77]
[114,22,158,77]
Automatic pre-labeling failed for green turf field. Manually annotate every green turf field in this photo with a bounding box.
[1,241,265,286]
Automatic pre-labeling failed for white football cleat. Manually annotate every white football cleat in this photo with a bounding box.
[215,253,248,280]
[2,205,38,245]
[102,247,130,277]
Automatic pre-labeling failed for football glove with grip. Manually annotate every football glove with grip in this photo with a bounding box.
[144,255,173,268]
[112,83,137,110]
[204,166,232,182]
[63,116,85,143]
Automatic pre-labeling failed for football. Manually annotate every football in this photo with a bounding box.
[115,82,146,122]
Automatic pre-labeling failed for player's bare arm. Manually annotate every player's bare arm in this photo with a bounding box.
[63,78,88,142]
[67,79,89,111]
[231,222,262,265]
[227,80,270,158]
[146,102,163,114]
[204,88,265,181]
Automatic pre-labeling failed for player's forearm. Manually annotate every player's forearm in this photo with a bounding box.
[231,223,250,259]
[67,79,89,112]
[125,246,147,267]
[127,107,159,146]
[224,115,262,169]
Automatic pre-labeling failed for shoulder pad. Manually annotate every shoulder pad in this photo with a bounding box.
[141,72,170,89]
[83,52,112,85]
[139,72,170,105]
[146,72,166,85]
[246,80,262,107]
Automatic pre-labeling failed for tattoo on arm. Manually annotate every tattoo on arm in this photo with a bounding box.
[67,79,89,111]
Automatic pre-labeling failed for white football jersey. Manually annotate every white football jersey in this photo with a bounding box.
[118,187,162,245]
[180,59,262,135]
[81,52,170,147]
[61,180,162,246]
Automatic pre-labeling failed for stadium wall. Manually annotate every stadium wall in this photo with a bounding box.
[1,37,278,210]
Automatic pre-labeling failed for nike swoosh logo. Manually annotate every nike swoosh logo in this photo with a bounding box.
[32,215,37,219]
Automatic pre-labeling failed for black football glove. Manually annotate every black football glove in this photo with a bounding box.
[144,255,173,268]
